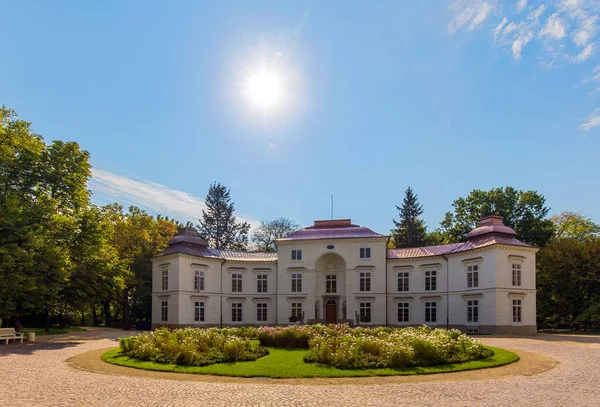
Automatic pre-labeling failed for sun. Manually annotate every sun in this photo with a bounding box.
[247,70,282,109]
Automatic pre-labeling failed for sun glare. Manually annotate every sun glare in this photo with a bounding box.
[247,70,282,109]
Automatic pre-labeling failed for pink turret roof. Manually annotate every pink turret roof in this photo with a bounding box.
[277,219,386,241]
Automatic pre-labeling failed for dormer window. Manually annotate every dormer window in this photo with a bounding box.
[292,249,302,261]
[359,247,371,259]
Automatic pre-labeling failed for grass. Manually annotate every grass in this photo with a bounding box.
[20,326,87,336]
[101,346,518,378]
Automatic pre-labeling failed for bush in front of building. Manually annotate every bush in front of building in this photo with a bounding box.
[119,327,268,366]
[257,324,353,348]
[303,325,493,369]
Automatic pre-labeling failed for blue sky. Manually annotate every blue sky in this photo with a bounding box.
[1,0,599,234]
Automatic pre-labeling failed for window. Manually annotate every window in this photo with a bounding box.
[397,302,409,322]
[425,301,437,323]
[232,273,242,293]
[512,263,522,286]
[257,274,268,293]
[161,269,168,291]
[160,301,168,322]
[291,273,302,292]
[467,265,479,288]
[194,270,205,291]
[359,302,372,322]
[397,272,409,292]
[326,275,337,293]
[359,272,371,292]
[232,303,243,322]
[467,299,479,323]
[512,299,522,323]
[291,249,302,260]
[257,303,268,322]
[291,302,303,319]
[425,270,437,291]
[359,247,371,259]
[194,301,205,322]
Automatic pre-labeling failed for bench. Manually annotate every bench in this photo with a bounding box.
[0,328,24,344]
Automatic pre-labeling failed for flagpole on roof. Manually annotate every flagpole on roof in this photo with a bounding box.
[331,194,334,220]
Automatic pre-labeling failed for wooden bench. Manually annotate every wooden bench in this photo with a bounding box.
[0,328,24,344]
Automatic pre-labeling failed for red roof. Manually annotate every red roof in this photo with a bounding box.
[278,219,385,241]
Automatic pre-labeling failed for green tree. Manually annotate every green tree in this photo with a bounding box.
[537,238,600,328]
[438,186,555,247]
[550,211,600,242]
[391,187,427,248]
[252,217,299,252]
[197,182,250,250]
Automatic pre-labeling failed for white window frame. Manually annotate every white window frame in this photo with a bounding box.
[161,269,168,291]
[232,302,243,322]
[194,301,205,322]
[291,249,302,261]
[397,302,409,323]
[326,274,337,293]
[291,302,303,319]
[257,274,268,293]
[467,265,479,288]
[256,303,268,322]
[194,270,205,291]
[425,301,437,323]
[232,273,243,293]
[359,272,371,292]
[160,301,168,322]
[359,247,371,259]
[512,299,522,324]
[467,299,479,323]
[397,272,409,292]
[359,302,372,322]
[512,263,522,287]
[425,270,437,291]
[291,273,302,293]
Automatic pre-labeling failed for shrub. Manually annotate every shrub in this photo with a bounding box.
[119,327,268,367]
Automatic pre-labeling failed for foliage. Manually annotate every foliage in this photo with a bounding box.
[391,187,428,248]
[438,186,555,247]
[252,217,299,252]
[119,327,268,366]
[575,302,600,328]
[550,211,600,242]
[537,238,600,327]
[197,182,250,250]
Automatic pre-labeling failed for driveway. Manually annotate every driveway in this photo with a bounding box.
[0,327,598,406]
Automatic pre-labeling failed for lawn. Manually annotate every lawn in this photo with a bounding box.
[21,326,87,336]
[101,346,518,378]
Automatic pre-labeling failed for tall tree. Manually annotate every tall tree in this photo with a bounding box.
[252,217,299,252]
[550,211,600,242]
[438,186,555,247]
[391,187,427,248]
[197,182,250,250]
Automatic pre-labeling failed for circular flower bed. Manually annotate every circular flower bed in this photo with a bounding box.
[119,324,492,370]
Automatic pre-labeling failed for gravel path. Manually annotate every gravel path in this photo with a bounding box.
[0,328,598,406]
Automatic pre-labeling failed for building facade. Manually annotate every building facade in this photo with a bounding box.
[152,216,538,334]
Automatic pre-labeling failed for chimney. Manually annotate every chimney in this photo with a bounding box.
[477,215,505,227]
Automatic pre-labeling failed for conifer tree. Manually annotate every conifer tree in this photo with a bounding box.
[197,182,250,250]
[391,187,427,248]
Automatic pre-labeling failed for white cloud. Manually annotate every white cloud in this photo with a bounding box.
[494,17,508,40]
[448,0,494,34]
[540,13,568,39]
[573,14,598,46]
[561,0,584,12]
[512,32,533,59]
[89,168,259,227]
[527,4,546,22]
[571,43,594,61]
[580,108,600,131]
[517,0,527,13]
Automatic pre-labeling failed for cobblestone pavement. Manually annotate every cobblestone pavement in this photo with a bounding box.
[0,328,598,406]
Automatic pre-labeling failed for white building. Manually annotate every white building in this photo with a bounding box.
[152,216,538,334]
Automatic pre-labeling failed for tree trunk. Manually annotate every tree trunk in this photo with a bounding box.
[80,308,85,326]
[44,310,50,332]
[103,301,112,327]
[122,288,132,330]
[91,304,98,326]
[9,316,19,331]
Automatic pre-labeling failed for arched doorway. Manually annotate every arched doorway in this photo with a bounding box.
[325,299,337,324]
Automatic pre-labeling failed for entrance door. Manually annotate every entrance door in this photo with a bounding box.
[325,300,337,324]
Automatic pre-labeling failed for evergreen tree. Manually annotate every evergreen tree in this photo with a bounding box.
[197,182,250,250]
[391,187,427,248]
